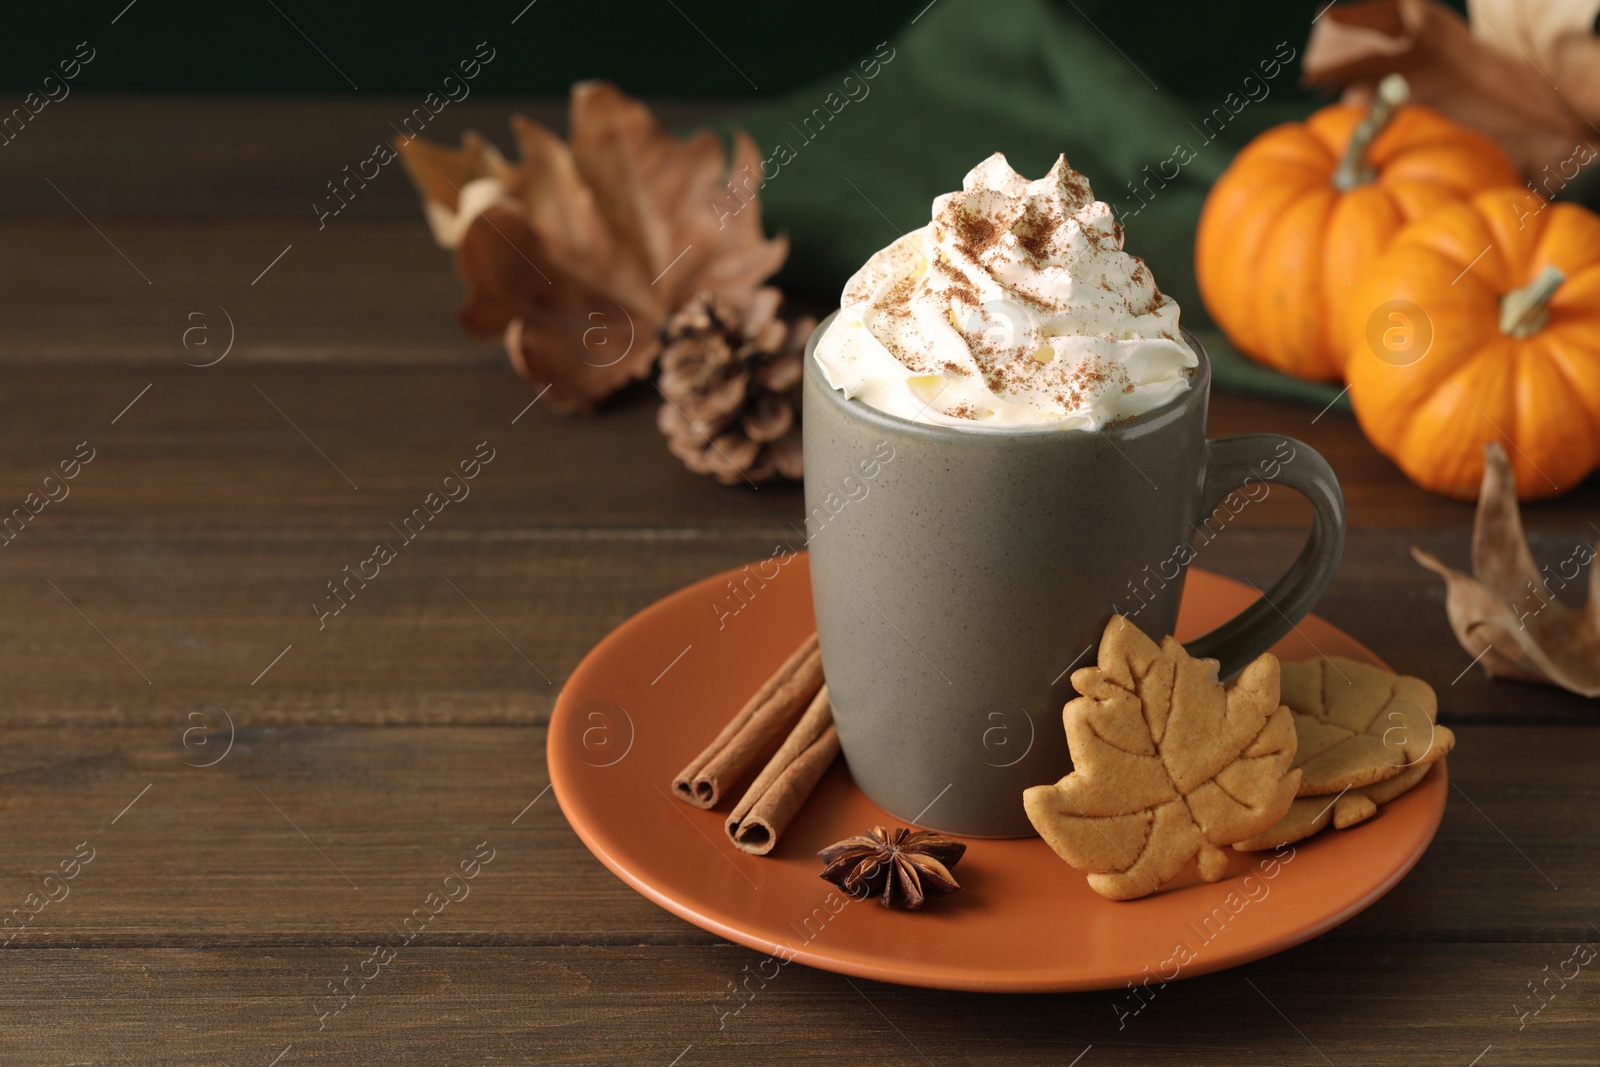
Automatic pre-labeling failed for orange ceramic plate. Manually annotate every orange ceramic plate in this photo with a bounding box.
[548,556,1447,993]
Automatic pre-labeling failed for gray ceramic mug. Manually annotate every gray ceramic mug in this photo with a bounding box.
[802,315,1346,837]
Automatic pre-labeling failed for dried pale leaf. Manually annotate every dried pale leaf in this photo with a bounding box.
[1471,439,1545,603]
[1472,0,1600,121]
[568,82,709,279]
[1511,585,1600,698]
[1303,0,1597,177]
[1411,547,1549,684]
[504,114,630,295]
[455,203,560,337]
[397,81,788,412]
[501,296,648,416]
[1412,440,1600,697]
[394,132,505,247]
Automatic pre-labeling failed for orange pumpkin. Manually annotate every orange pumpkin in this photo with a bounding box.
[1346,187,1600,500]
[1196,76,1522,382]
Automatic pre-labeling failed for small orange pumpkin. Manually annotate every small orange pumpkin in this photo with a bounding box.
[1196,75,1522,382]
[1346,187,1600,500]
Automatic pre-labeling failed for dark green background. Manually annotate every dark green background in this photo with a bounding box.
[3,0,1344,103]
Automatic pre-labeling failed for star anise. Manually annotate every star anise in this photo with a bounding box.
[817,825,966,910]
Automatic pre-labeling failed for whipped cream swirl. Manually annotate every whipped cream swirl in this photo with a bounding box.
[813,153,1196,430]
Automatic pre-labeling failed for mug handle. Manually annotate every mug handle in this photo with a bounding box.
[1181,434,1346,678]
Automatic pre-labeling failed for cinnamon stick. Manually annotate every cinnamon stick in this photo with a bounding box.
[671,632,821,809]
[725,686,839,855]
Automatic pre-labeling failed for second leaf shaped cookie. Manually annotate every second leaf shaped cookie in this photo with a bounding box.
[1023,616,1300,901]
[1279,655,1455,796]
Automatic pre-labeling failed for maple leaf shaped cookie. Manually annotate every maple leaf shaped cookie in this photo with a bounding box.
[1023,616,1300,901]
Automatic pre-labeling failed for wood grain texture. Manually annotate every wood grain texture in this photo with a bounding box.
[5,943,1596,1066]
[0,98,729,221]
[0,724,1592,947]
[0,366,1592,726]
[0,720,1594,1064]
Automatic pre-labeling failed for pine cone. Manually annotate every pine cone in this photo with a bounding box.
[656,288,813,486]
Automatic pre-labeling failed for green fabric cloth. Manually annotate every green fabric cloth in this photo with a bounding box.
[728,0,1351,415]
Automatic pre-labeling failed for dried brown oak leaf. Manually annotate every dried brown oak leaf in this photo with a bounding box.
[395,81,788,413]
[1412,440,1600,697]
[1023,616,1300,901]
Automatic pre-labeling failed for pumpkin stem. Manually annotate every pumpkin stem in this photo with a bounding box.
[1500,265,1566,339]
[1331,74,1410,191]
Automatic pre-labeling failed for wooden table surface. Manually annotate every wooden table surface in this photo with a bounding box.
[2,100,1597,1066]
